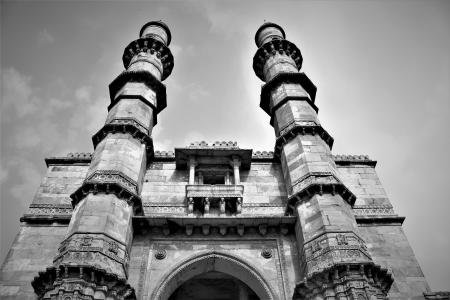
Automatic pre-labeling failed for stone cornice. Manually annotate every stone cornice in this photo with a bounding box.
[133,215,295,237]
[91,122,154,162]
[109,70,167,114]
[274,123,334,160]
[424,292,450,299]
[260,72,318,118]
[355,215,405,225]
[70,183,144,215]
[253,39,303,81]
[122,37,174,80]
[333,154,377,167]
[45,152,378,168]
[286,182,357,214]
[175,147,253,170]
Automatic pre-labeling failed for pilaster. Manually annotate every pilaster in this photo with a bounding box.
[252,22,393,299]
[32,21,174,299]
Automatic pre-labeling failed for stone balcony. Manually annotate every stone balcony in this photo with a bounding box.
[186,184,244,216]
[186,184,244,198]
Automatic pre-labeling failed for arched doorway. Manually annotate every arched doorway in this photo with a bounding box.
[152,252,275,300]
[168,271,259,300]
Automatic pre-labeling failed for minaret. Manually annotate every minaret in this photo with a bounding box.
[32,21,174,299]
[253,23,393,299]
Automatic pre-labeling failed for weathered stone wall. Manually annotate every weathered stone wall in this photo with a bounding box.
[337,163,430,298]
[359,225,430,299]
[0,226,67,299]
[0,156,432,299]
[32,164,87,206]
[337,164,391,206]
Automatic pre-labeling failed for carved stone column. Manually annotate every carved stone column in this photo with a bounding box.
[231,156,241,184]
[32,21,174,299]
[188,156,197,184]
[252,22,393,299]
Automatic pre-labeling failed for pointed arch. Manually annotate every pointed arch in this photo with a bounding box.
[152,250,276,300]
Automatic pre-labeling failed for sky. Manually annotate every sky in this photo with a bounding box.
[1,0,449,291]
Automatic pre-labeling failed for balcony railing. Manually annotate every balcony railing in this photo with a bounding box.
[186,184,244,198]
[186,184,244,215]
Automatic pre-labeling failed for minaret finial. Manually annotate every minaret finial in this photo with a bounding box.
[254,22,286,48]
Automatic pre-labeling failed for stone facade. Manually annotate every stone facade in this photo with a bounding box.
[0,22,440,299]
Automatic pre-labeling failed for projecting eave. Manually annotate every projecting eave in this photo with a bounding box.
[174,148,253,169]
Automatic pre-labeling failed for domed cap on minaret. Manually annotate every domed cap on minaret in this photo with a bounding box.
[255,22,286,48]
[139,20,172,46]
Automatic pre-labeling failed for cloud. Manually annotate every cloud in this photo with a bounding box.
[170,43,182,58]
[37,29,55,46]
[199,2,254,39]
[1,68,39,118]
[0,164,8,184]
[7,159,41,205]
[186,83,210,102]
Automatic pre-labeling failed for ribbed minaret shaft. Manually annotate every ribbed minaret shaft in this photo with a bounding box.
[253,23,393,299]
[32,21,174,300]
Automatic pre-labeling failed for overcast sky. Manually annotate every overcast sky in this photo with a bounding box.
[1,0,449,290]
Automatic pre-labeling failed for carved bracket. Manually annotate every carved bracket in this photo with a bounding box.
[122,37,174,80]
[253,39,303,81]
[274,123,334,160]
[70,181,143,215]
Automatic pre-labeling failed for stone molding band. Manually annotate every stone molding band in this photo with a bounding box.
[109,70,167,114]
[253,39,303,81]
[92,120,153,150]
[107,117,149,135]
[274,124,334,160]
[44,152,378,167]
[108,94,161,126]
[133,216,294,237]
[121,37,174,80]
[286,182,357,214]
[260,72,318,117]
[70,183,144,215]
[85,170,139,195]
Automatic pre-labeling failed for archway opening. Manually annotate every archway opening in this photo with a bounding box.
[153,252,274,300]
[168,271,260,300]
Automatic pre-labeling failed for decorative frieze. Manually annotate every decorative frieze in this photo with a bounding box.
[32,265,136,299]
[185,184,244,198]
[85,170,139,195]
[303,232,371,276]
[54,233,130,278]
[294,263,393,299]
[27,204,73,216]
[352,205,395,216]
[188,141,239,149]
